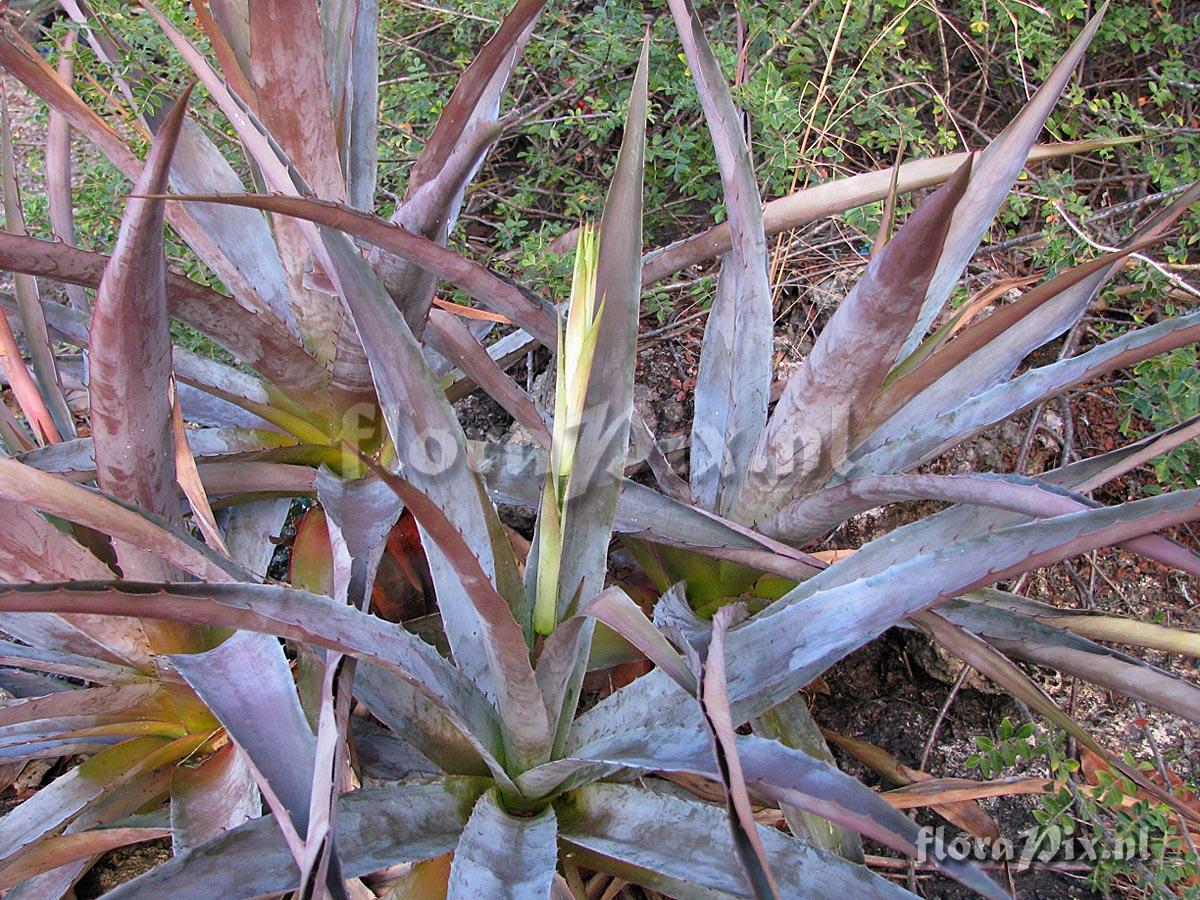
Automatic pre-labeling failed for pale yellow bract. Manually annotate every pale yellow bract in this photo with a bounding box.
[535,223,603,635]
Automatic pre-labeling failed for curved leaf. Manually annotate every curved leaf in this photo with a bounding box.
[106,778,489,900]
[87,84,190,567]
[161,192,556,348]
[358,457,550,770]
[169,631,315,856]
[447,788,557,900]
[0,232,330,412]
[731,490,1200,721]
[939,594,1200,724]
[0,581,504,776]
[731,157,971,521]
[668,0,771,515]
[0,459,244,583]
[641,138,1136,285]
[843,309,1200,478]
[761,473,1200,580]
[0,734,198,866]
[169,742,259,854]
[558,783,908,900]
[377,0,547,332]
[897,5,1107,357]
[312,225,513,709]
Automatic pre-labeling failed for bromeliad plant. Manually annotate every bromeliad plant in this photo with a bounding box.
[0,0,1194,897]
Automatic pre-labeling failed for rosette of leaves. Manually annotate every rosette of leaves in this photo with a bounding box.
[0,0,1192,897]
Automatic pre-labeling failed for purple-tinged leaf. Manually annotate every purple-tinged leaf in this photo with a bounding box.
[105,777,489,900]
[244,0,353,367]
[136,1,350,369]
[352,665,493,778]
[842,309,1200,478]
[351,717,439,781]
[0,671,75,699]
[0,826,169,891]
[45,32,87,312]
[1,88,74,440]
[558,783,908,900]
[548,690,1001,897]
[170,738,258,855]
[730,490,1200,724]
[580,587,695,692]
[169,380,229,557]
[320,0,377,210]
[769,421,1199,597]
[18,427,304,481]
[871,185,1197,438]
[911,608,1198,825]
[87,85,191,582]
[0,734,200,866]
[738,737,1004,898]
[897,5,1108,358]
[64,0,302,341]
[630,413,692,502]
[1066,416,1200,494]
[641,137,1134,286]
[0,641,144,685]
[0,24,133,187]
[752,694,863,862]
[731,158,972,522]
[196,136,304,331]
[162,192,556,348]
[0,397,33,451]
[347,0,379,213]
[0,497,113,582]
[3,763,172,900]
[668,0,772,516]
[0,302,58,445]
[961,589,1200,657]
[0,459,243,583]
[376,0,546,331]
[0,581,505,773]
[303,472,403,892]
[317,470,402,609]
[0,232,331,412]
[868,240,1156,431]
[446,789,557,900]
[407,0,543,200]
[426,309,550,444]
[200,461,317,498]
[197,0,254,99]
[0,684,173,736]
[356,455,551,769]
[477,442,824,581]
[698,606,780,900]
[552,36,648,619]
[939,594,1200,724]
[762,472,1200,579]
[170,631,313,861]
[69,0,301,339]
[172,382,280,432]
[246,1,345,203]
[0,20,304,352]
[165,117,299,337]
[312,226,515,709]
[3,764,172,899]
[0,608,148,674]
[534,39,650,757]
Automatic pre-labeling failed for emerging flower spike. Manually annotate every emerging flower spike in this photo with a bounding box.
[534,223,604,635]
